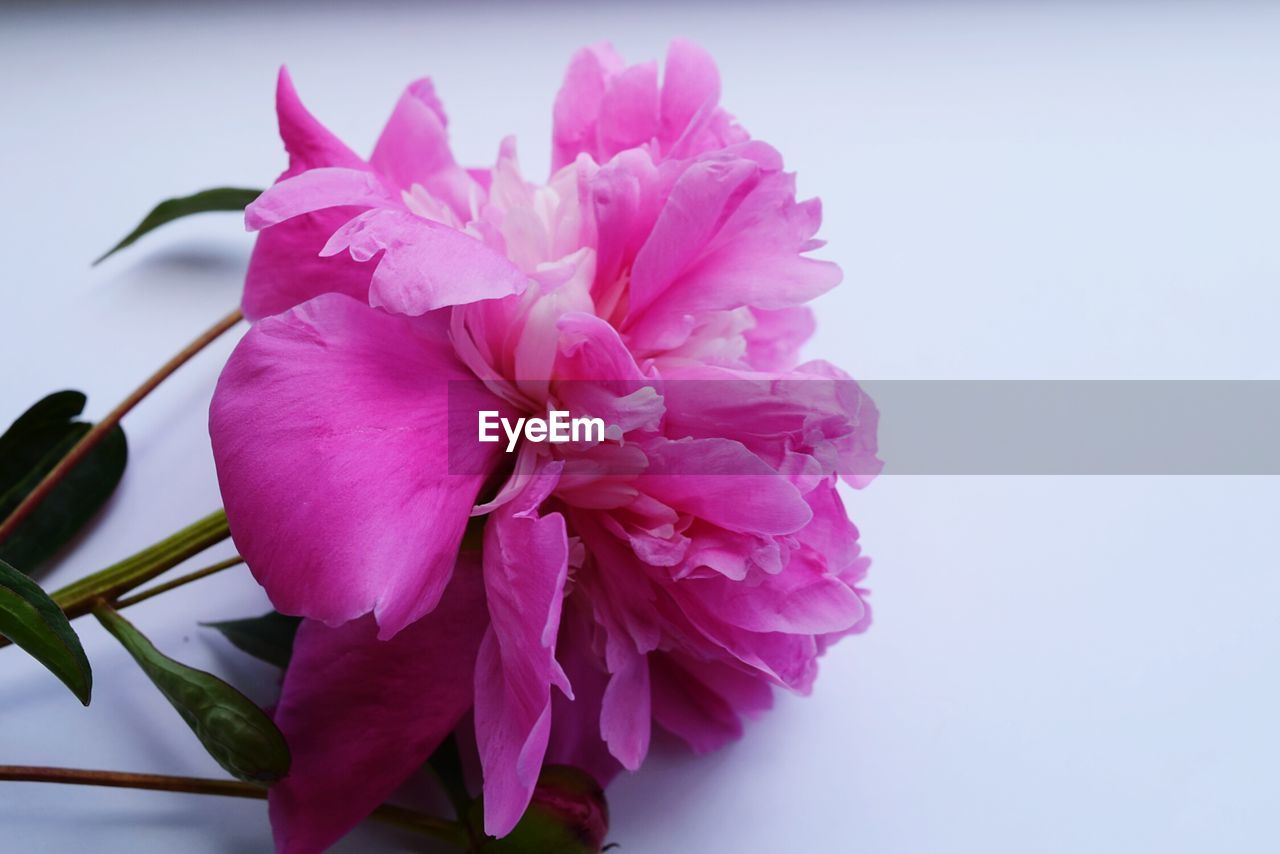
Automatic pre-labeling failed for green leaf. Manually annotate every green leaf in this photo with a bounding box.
[94,604,290,783]
[94,187,263,264]
[472,766,610,853]
[203,611,301,669]
[0,392,128,573]
[0,558,92,705]
[0,391,88,494]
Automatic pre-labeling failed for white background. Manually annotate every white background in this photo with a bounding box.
[2,2,1278,851]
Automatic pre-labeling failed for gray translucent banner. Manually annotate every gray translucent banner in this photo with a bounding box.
[447,380,1280,476]
[866,381,1279,474]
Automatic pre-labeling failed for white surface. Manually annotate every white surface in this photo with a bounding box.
[2,2,1278,852]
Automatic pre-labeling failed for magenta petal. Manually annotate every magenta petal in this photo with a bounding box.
[545,601,623,787]
[650,653,773,755]
[273,67,365,173]
[599,648,651,770]
[209,293,503,637]
[242,207,372,321]
[269,561,487,854]
[658,40,721,151]
[626,153,761,320]
[688,554,866,635]
[242,70,371,321]
[743,306,815,371]
[322,208,530,315]
[552,43,624,172]
[245,167,396,232]
[596,61,660,161]
[475,467,570,837]
[554,312,664,434]
[641,438,813,536]
[370,78,476,221]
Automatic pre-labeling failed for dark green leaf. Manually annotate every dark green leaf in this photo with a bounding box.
[473,766,610,853]
[94,604,290,783]
[94,187,263,264]
[203,611,301,669]
[0,558,92,705]
[0,391,88,492]
[0,423,127,572]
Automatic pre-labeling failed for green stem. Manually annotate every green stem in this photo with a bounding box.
[0,765,471,848]
[50,509,230,620]
[0,510,231,651]
[114,556,244,609]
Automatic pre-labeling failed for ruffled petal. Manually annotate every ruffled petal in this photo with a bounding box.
[554,311,664,435]
[269,561,487,854]
[370,78,478,220]
[640,438,813,536]
[545,599,623,786]
[242,69,371,321]
[685,549,866,635]
[245,167,397,231]
[273,66,365,173]
[242,206,373,322]
[743,306,815,372]
[599,647,651,770]
[552,43,625,172]
[323,208,530,315]
[209,293,504,638]
[475,466,570,837]
[650,652,773,755]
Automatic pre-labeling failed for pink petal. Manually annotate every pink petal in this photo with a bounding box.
[269,560,487,854]
[588,149,662,301]
[650,652,773,755]
[370,78,477,221]
[323,208,530,315]
[552,43,624,172]
[242,69,370,321]
[475,466,571,837]
[623,146,842,352]
[554,312,664,434]
[658,40,721,152]
[640,438,813,536]
[209,293,503,638]
[245,167,396,232]
[743,306,815,372]
[599,647,651,770]
[686,550,866,635]
[273,67,365,173]
[596,61,660,161]
[545,600,623,786]
[626,153,762,321]
[242,207,373,322]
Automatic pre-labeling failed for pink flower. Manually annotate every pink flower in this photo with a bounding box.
[210,40,880,853]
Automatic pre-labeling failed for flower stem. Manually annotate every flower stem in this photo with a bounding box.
[51,509,231,620]
[114,555,244,609]
[0,307,243,548]
[0,765,471,848]
[0,510,231,651]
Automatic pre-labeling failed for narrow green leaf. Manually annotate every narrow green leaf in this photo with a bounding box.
[472,766,610,852]
[0,558,92,705]
[203,611,301,669]
[94,604,290,783]
[94,187,263,264]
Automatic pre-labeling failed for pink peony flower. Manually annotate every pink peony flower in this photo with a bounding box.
[209,40,880,853]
